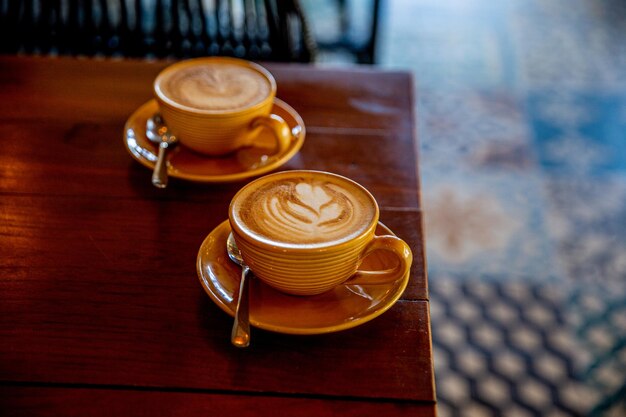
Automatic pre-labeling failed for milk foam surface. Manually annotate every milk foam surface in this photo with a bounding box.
[160,63,271,111]
[234,176,376,246]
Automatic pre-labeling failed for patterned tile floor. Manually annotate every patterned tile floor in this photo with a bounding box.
[307,0,626,415]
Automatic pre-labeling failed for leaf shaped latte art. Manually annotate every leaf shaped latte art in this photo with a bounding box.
[191,68,233,96]
[165,64,270,111]
[247,180,369,245]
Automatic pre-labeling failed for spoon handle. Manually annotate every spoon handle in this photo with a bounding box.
[152,142,169,188]
[231,266,251,348]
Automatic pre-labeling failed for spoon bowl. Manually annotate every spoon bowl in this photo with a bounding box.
[146,114,179,188]
[226,233,251,348]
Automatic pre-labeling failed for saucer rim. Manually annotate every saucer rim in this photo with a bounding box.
[123,98,305,183]
[196,220,410,335]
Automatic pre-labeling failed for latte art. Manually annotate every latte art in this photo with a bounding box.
[235,177,376,246]
[160,64,271,111]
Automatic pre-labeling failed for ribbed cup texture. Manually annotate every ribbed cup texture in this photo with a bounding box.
[233,229,376,296]
[158,99,273,156]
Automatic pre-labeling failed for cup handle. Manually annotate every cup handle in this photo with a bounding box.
[250,114,293,155]
[346,235,413,286]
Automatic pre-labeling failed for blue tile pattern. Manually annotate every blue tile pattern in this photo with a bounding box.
[570,284,626,416]
[430,278,626,416]
[528,92,626,177]
[422,171,562,282]
[376,0,626,415]
[545,178,626,285]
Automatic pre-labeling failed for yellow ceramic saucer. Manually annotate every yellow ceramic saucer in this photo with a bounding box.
[196,220,410,335]
[123,98,305,183]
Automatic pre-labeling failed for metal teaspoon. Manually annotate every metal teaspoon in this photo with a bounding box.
[226,233,251,348]
[146,114,178,188]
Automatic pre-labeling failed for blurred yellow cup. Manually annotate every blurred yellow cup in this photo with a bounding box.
[229,170,413,296]
[154,57,292,156]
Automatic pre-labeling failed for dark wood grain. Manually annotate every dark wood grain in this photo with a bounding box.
[0,197,432,399]
[0,387,437,417]
[0,56,434,415]
[0,280,433,399]
[0,118,419,207]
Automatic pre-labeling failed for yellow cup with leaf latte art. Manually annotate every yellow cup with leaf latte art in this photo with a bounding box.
[154,57,293,156]
[229,170,413,296]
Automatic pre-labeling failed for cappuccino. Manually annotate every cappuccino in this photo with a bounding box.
[231,171,377,247]
[157,62,271,112]
[153,57,292,156]
[228,170,411,296]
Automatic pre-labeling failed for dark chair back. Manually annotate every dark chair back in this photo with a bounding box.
[0,0,315,62]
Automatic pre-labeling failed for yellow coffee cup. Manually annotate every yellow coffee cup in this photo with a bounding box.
[154,57,293,156]
[229,170,412,296]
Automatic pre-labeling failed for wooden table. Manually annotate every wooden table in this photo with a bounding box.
[0,56,436,416]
